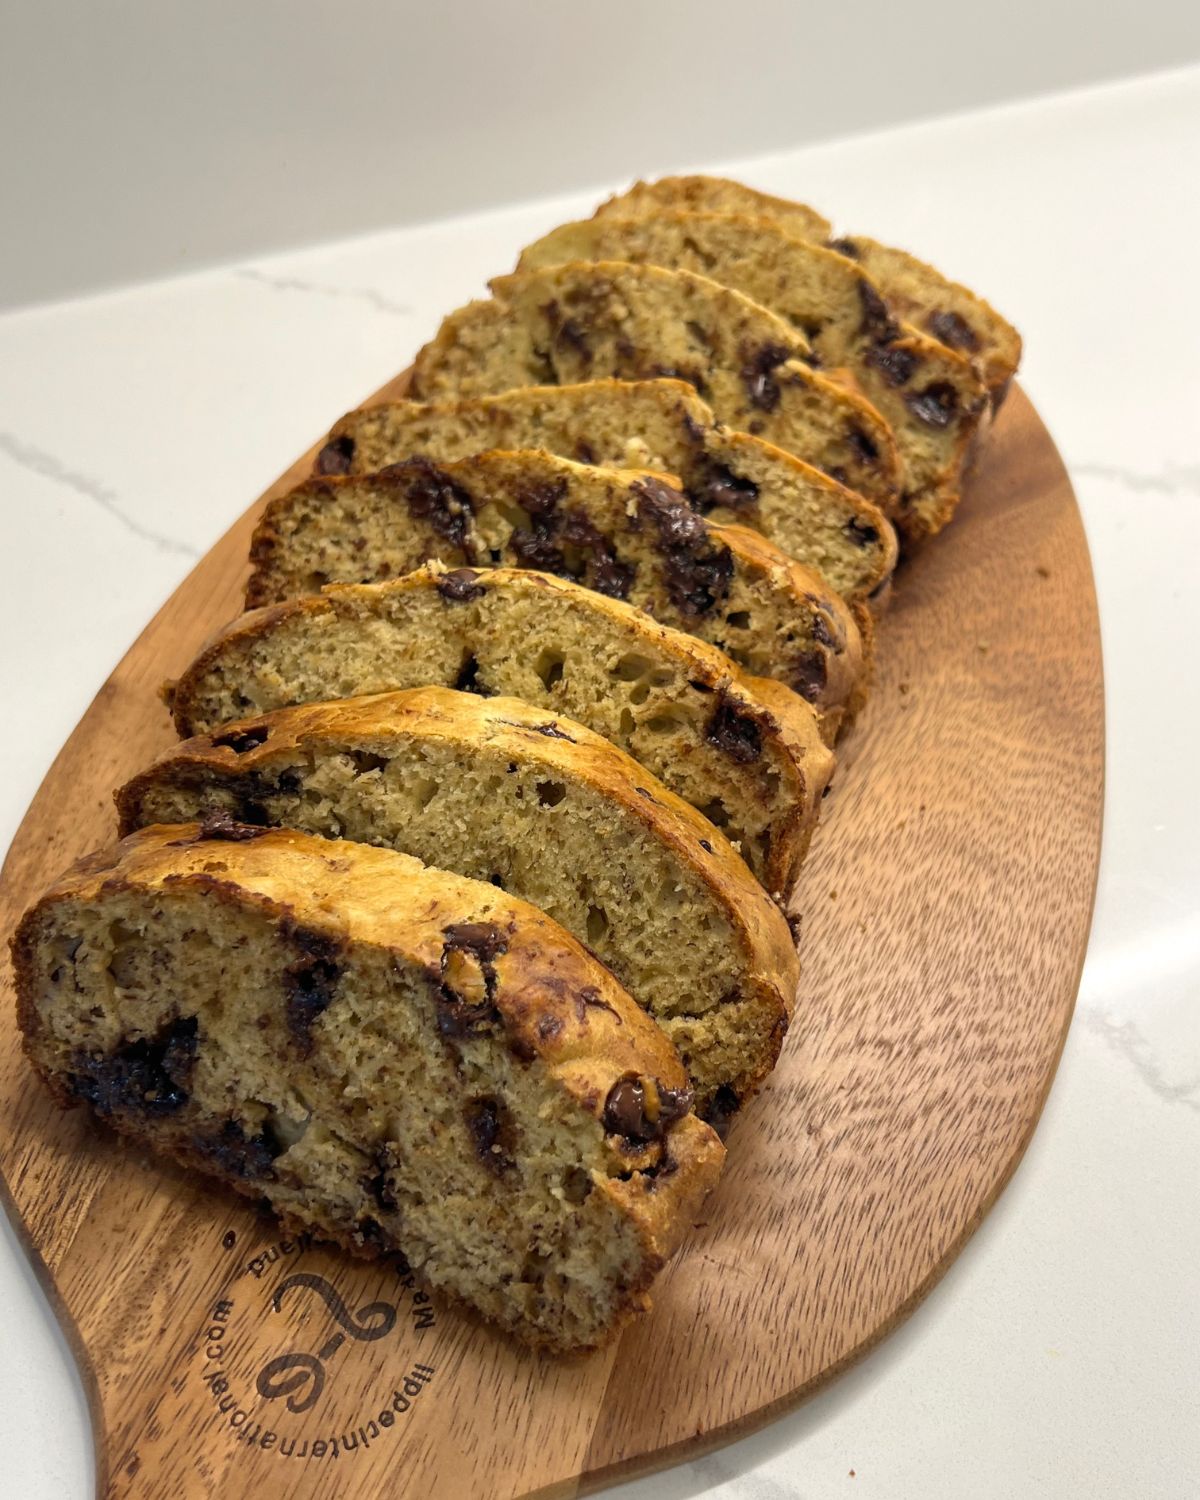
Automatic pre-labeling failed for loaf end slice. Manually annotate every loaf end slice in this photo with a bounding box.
[13,823,724,1352]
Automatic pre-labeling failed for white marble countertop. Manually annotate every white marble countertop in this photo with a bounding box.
[2,64,1198,1500]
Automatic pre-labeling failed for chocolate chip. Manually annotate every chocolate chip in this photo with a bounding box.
[382,457,478,560]
[791,650,829,703]
[435,922,508,1039]
[602,1075,693,1143]
[691,461,760,517]
[630,476,733,616]
[705,691,764,764]
[510,485,636,601]
[928,309,980,353]
[315,434,354,475]
[68,1015,199,1119]
[192,1118,282,1180]
[366,1147,401,1213]
[213,725,270,754]
[810,611,839,651]
[857,279,900,344]
[699,838,713,853]
[828,237,860,261]
[436,567,485,603]
[703,1084,741,1141]
[574,440,598,465]
[195,810,270,842]
[463,1095,517,1173]
[906,382,959,429]
[865,342,918,387]
[845,516,880,548]
[282,926,343,1052]
[847,427,880,465]
[740,342,793,412]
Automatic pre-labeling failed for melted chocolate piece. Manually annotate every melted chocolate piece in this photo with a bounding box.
[691,461,759,517]
[213,724,270,754]
[846,426,880,465]
[698,838,713,853]
[463,1095,517,1173]
[602,1075,693,1144]
[810,610,840,651]
[366,1147,401,1214]
[740,343,793,412]
[630,476,733,616]
[383,457,478,560]
[196,810,270,842]
[705,691,764,764]
[906,382,959,429]
[865,342,918,387]
[435,922,508,1038]
[928,309,980,353]
[508,480,635,600]
[702,1084,741,1141]
[857,279,900,344]
[436,567,485,603]
[282,926,343,1052]
[791,650,829,703]
[69,1015,198,1118]
[193,1119,282,1180]
[845,516,880,548]
[315,434,354,475]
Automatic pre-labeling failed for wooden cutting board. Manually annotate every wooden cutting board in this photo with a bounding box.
[0,382,1103,1499]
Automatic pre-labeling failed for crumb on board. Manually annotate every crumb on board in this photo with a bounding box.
[1035,564,1050,578]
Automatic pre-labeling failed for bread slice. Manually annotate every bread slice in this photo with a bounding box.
[13,822,724,1352]
[317,379,897,606]
[167,564,835,897]
[246,450,866,719]
[517,213,989,538]
[117,687,799,1112]
[594,176,1021,407]
[594,174,833,243]
[408,260,901,510]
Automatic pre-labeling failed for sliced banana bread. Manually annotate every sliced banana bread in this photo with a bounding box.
[117,687,799,1111]
[316,379,897,606]
[594,176,1021,407]
[13,822,724,1352]
[167,564,835,897]
[408,261,901,509]
[247,450,864,718]
[517,213,988,537]
[595,174,832,243]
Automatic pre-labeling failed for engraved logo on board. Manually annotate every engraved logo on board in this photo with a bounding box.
[193,1227,437,1463]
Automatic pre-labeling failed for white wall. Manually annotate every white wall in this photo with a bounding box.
[3,0,1199,309]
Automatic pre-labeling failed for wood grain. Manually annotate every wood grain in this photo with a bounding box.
[0,383,1103,1499]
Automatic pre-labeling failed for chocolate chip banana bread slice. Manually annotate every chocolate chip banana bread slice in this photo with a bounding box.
[317,380,896,606]
[117,687,799,1111]
[14,823,724,1352]
[595,176,1021,408]
[247,450,865,720]
[168,564,835,896]
[517,214,988,537]
[408,261,901,510]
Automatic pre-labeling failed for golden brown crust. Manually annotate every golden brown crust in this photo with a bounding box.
[245,449,865,718]
[408,260,902,511]
[168,563,834,896]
